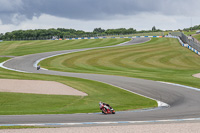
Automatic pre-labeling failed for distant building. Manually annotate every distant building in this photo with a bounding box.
[196,30,200,34]
[52,36,58,40]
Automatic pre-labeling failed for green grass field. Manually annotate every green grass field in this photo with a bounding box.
[40,37,200,89]
[0,38,157,115]
[193,34,200,42]
[108,32,166,37]
[0,38,130,56]
[183,30,197,36]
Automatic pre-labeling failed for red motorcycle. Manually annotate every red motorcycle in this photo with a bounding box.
[99,102,115,114]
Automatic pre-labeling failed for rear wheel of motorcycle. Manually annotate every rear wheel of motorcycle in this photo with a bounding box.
[103,108,107,114]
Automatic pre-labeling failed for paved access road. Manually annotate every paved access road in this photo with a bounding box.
[1,38,200,125]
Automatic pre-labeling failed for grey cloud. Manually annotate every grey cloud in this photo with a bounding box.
[0,0,23,12]
[0,0,24,24]
[0,0,199,24]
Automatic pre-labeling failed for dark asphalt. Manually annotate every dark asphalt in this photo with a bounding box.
[2,38,200,125]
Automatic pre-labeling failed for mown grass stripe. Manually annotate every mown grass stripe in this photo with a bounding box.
[0,38,130,56]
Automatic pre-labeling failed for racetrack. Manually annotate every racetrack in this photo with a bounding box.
[1,38,200,126]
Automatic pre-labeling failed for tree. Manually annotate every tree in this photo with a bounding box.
[127,28,136,34]
[1,27,163,40]
[93,28,105,33]
[0,33,3,40]
[152,26,156,31]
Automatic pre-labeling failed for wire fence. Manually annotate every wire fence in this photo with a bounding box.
[171,32,200,52]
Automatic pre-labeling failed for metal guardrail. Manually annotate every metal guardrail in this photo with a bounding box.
[171,32,200,52]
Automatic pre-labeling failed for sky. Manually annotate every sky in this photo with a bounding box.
[0,0,200,33]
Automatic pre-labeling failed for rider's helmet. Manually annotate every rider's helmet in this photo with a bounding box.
[99,101,102,106]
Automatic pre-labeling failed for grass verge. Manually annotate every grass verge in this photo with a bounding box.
[0,126,50,129]
[193,34,200,42]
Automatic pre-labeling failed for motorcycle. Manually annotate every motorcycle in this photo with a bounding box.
[37,65,40,70]
[99,102,115,114]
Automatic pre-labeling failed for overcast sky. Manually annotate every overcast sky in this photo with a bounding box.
[0,0,200,33]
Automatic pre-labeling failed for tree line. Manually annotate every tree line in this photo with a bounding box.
[183,24,200,31]
[0,27,162,41]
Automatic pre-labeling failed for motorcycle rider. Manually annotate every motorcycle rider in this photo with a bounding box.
[99,101,112,109]
[37,65,40,70]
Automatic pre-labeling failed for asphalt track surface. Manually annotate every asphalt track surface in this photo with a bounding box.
[1,38,200,126]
